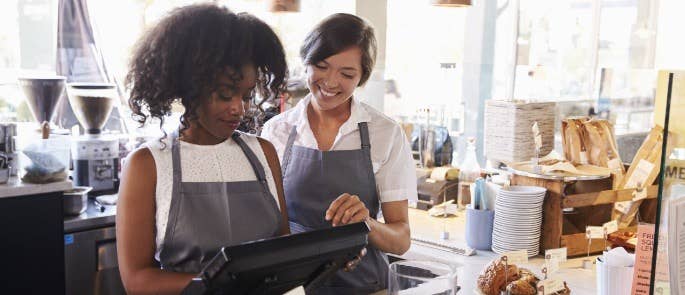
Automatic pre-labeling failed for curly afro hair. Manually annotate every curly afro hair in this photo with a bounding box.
[126,3,287,139]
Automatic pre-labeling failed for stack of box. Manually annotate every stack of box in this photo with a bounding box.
[484,100,556,164]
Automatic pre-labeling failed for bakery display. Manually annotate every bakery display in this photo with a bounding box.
[561,117,624,183]
[477,258,571,295]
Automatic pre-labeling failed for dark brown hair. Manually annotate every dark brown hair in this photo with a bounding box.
[300,13,377,86]
[126,3,287,139]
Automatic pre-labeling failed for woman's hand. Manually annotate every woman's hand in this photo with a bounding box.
[325,193,370,227]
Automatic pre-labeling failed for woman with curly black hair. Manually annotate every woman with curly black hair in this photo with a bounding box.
[116,4,289,294]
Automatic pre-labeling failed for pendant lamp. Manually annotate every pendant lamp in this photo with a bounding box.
[430,0,472,7]
[269,0,300,12]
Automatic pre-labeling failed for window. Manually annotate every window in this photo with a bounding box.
[515,0,596,100]
[514,0,661,135]
[384,0,468,135]
[0,0,56,123]
[86,0,354,134]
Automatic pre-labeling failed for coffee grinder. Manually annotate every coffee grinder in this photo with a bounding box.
[66,83,119,194]
[17,76,72,179]
[17,76,66,129]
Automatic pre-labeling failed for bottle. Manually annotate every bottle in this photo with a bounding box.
[458,137,481,208]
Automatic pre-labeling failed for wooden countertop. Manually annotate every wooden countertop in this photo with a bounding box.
[398,208,598,294]
[0,176,72,198]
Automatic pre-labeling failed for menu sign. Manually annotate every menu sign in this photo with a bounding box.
[545,248,567,263]
[631,224,655,295]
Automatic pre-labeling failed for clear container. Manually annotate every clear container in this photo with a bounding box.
[388,260,458,295]
[17,135,71,183]
[458,137,481,207]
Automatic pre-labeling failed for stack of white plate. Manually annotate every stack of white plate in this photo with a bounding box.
[491,186,547,257]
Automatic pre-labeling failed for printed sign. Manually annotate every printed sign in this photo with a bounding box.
[545,248,567,263]
[586,226,605,239]
[615,201,632,214]
[543,257,560,276]
[603,220,619,235]
[537,278,565,294]
[633,188,648,201]
[625,159,655,189]
[631,224,655,295]
[503,250,528,264]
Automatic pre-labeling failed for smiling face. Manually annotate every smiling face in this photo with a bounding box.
[194,64,257,141]
[306,46,363,112]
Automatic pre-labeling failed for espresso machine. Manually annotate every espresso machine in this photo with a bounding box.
[66,83,119,194]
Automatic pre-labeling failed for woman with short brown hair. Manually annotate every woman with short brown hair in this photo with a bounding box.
[262,13,416,294]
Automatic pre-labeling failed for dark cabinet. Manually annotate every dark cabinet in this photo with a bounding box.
[0,192,65,294]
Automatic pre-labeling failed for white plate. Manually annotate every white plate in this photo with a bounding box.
[492,227,541,234]
[493,219,543,226]
[492,231,540,239]
[492,234,540,245]
[495,227,541,233]
[493,217,543,223]
[495,200,544,207]
[499,186,547,195]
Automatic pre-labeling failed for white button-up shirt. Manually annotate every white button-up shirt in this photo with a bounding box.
[261,95,418,203]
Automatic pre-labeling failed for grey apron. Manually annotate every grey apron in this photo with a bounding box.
[159,131,282,273]
[283,122,389,295]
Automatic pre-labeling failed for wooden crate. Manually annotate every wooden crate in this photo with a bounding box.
[510,174,658,257]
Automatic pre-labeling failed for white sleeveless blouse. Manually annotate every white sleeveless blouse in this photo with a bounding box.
[142,132,280,259]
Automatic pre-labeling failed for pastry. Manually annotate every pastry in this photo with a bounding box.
[477,258,520,295]
[506,279,537,295]
[478,260,572,295]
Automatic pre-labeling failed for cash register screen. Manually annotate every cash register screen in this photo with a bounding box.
[181,222,369,295]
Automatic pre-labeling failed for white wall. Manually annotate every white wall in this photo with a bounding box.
[354,0,388,112]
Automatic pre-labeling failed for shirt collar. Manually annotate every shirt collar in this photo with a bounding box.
[340,96,372,135]
[288,94,372,137]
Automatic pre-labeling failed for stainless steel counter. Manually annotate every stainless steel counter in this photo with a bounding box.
[0,176,72,198]
[64,197,116,233]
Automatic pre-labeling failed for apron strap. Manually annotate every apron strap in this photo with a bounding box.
[282,126,298,175]
[162,129,184,261]
[358,122,371,150]
[170,129,184,196]
[170,129,182,180]
[358,122,380,216]
[231,132,268,184]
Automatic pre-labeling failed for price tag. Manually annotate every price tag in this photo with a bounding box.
[532,122,542,150]
[632,188,648,201]
[614,201,632,214]
[579,151,589,165]
[545,247,567,263]
[586,226,604,239]
[624,159,654,188]
[537,278,565,294]
[603,220,619,235]
[608,158,623,173]
[503,250,528,264]
[543,257,560,276]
